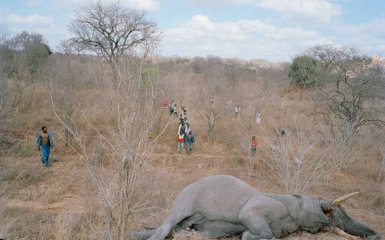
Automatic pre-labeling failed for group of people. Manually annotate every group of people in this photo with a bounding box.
[163,98,196,155]
[36,101,259,168]
[233,105,262,124]
[165,99,178,117]
[177,117,196,155]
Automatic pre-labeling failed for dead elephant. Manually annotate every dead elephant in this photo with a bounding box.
[130,175,381,240]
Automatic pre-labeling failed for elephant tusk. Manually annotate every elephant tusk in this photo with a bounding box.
[330,192,359,209]
[332,227,360,240]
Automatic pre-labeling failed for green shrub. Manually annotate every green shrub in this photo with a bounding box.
[289,55,317,88]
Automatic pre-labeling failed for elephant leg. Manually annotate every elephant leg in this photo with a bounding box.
[241,230,277,240]
[239,214,275,240]
[194,220,246,238]
[239,201,276,240]
[147,209,194,240]
[178,212,205,229]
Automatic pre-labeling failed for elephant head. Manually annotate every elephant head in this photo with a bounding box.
[319,192,381,239]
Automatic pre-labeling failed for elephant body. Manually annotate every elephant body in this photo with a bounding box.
[130,175,381,240]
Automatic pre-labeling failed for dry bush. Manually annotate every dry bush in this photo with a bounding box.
[260,115,354,194]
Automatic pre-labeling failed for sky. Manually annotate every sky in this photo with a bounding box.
[0,0,385,62]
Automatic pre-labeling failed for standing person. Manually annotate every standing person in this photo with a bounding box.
[184,122,190,135]
[173,103,178,117]
[161,99,168,109]
[180,105,187,119]
[250,135,257,157]
[178,118,186,136]
[177,132,185,154]
[168,99,175,116]
[185,130,196,155]
[36,126,55,168]
[183,122,191,152]
[255,111,261,124]
[235,105,240,118]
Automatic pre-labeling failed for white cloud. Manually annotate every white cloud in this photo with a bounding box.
[187,0,254,8]
[255,0,342,23]
[341,19,385,55]
[188,0,341,23]
[162,15,334,62]
[27,0,42,7]
[67,0,160,11]
[2,14,53,26]
[128,0,160,11]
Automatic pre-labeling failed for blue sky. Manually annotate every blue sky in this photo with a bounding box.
[1,0,385,62]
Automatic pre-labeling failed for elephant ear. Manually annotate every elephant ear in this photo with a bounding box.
[320,200,333,214]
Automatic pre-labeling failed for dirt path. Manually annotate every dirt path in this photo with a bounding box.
[0,155,86,215]
[0,194,84,214]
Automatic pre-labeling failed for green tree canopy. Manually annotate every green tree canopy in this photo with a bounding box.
[289,55,318,88]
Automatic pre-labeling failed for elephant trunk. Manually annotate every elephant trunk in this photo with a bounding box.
[337,218,381,240]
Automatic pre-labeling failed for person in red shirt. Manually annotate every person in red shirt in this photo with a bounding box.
[178,133,185,153]
[161,99,168,109]
[251,136,257,157]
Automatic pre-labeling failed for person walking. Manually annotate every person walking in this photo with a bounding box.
[178,118,186,135]
[168,99,175,116]
[178,132,185,154]
[235,105,240,118]
[161,99,168,109]
[185,130,196,155]
[36,126,55,168]
[255,111,261,124]
[180,105,187,119]
[250,135,257,157]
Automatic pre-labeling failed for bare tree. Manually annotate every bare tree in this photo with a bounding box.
[59,39,87,55]
[196,95,224,141]
[51,54,170,239]
[297,46,385,142]
[68,0,160,89]
[47,54,83,147]
[0,24,8,44]
[196,99,217,141]
[236,105,260,178]
[261,116,353,193]
[0,25,10,119]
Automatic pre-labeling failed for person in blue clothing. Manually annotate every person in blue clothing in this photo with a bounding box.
[36,126,55,168]
[184,129,195,155]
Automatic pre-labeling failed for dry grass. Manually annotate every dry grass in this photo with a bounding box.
[0,206,56,240]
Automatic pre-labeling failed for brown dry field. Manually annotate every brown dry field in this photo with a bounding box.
[0,128,384,239]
